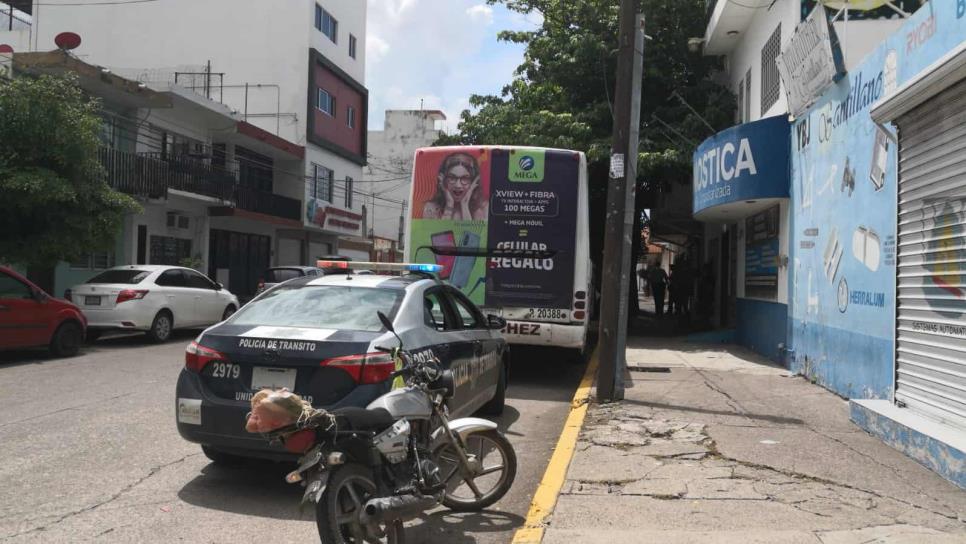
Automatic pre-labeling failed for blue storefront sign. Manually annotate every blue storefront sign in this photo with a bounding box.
[692,116,791,215]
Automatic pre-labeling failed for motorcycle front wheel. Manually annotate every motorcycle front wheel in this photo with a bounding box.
[316,464,405,544]
[433,429,517,512]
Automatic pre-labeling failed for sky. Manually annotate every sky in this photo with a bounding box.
[365,0,542,133]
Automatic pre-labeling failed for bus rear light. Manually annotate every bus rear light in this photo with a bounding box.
[574,301,586,310]
[573,310,586,321]
[574,291,586,300]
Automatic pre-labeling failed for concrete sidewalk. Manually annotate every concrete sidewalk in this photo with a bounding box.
[541,337,966,543]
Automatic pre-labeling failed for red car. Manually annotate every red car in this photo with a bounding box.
[0,266,87,357]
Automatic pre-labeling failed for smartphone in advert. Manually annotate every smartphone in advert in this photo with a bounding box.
[449,231,480,288]
[430,231,456,279]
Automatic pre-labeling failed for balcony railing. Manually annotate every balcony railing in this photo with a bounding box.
[236,186,302,222]
[99,148,302,222]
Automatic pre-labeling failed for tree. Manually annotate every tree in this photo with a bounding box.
[0,75,140,270]
[437,0,735,316]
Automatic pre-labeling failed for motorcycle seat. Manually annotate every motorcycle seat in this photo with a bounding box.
[331,407,396,433]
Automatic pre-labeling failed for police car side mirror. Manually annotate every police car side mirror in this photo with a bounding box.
[377,311,395,332]
[487,314,506,330]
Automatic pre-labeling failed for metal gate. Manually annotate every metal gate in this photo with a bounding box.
[894,76,966,429]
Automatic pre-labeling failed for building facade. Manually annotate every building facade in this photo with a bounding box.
[363,110,447,249]
[27,0,368,265]
[696,0,966,487]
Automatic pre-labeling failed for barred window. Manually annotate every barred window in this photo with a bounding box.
[313,163,334,203]
[736,79,744,124]
[344,177,353,209]
[761,25,782,114]
[70,251,116,270]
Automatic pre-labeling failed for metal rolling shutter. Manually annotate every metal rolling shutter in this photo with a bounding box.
[894,76,966,429]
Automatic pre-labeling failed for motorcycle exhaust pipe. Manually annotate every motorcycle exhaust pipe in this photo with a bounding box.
[360,494,437,525]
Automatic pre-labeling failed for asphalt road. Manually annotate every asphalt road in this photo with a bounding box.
[0,332,585,543]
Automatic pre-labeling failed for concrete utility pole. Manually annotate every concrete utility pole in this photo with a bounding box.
[597,3,645,402]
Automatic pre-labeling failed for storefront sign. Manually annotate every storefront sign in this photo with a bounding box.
[692,116,790,215]
[777,4,845,117]
[305,200,364,237]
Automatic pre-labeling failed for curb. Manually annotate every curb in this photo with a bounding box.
[511,350,598,543]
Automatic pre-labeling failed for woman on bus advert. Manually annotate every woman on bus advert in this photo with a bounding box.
[421,152,489,221]
[410,148,490,304]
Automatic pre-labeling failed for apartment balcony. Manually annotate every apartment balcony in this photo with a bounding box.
[100,148,301,223]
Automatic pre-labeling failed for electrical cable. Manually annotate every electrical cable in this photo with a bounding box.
[34,0,162,5]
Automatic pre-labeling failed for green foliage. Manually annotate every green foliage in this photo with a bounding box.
[436,0,735,192]
[0,75,140,268]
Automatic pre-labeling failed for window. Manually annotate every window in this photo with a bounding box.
[449,289,484,329]
[184,270,215,290]
[316,5,338,44]
[70,251,115,270]
[744,69,751,121]
[424,292,452,331]
[86,270,150,285]
[736,79,744,124]
[313,163,334,202]
[0,273,32,300]
[761,25,781,114]
[318,88,336,116]
[347,105,355,129]
[155,269,186,287]
[231,286,403,332]
[265,268,305,283]
[345,176,353,208]
[349,34,357,59]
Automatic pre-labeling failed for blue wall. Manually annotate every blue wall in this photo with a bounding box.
[736,298,787,363]
[788,2,966,399]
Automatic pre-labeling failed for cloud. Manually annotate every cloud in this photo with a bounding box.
[365,0,525,130]
[466,4,494,25]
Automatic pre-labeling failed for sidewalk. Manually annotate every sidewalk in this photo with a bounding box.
[540,337,966,543]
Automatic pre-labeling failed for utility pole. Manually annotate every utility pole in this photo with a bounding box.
[597,2,645,402]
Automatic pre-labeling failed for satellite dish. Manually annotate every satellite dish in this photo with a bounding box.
[0,44,13,54]
[819,0,888,9]
[54,32,82,50]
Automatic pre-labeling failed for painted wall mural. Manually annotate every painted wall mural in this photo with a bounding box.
[789,1,966,399]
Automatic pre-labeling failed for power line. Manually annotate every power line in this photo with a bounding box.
[35,0,162,5]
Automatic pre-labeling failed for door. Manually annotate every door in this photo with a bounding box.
[421,288,469,413]
[183,269,223,324]
[0,271,48,348]
[137,225,147,265]
[893,77,966,429]
[443,287,498,413]
[154,269,195,327]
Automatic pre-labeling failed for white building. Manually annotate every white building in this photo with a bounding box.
[0,2,31,53]
[28,0,369,262]
[362,110,447,248]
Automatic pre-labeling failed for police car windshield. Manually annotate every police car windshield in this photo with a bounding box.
[230,285,402,332]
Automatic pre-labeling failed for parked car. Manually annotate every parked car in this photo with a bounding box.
[176,263,509,463]
[254,266,323,296]
[67,265,240,343]
[0,266,87,357]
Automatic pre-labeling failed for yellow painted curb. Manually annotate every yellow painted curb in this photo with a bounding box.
[511,350,598,544]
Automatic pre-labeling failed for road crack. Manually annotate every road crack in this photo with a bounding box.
[1,452,200,540]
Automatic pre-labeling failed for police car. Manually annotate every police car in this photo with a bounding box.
[176,261,509,463]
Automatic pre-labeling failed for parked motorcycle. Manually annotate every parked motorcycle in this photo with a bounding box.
[258,311,517,543]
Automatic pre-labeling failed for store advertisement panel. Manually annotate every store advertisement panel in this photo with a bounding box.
[745,206,780,299]
[409,148,490,305]
[485,149,578,309]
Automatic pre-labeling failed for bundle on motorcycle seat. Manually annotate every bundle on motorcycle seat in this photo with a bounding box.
[245,388,314,433]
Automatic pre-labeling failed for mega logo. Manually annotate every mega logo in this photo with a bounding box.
[509,150,545,182]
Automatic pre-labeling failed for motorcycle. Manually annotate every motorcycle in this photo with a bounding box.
[259,311,517,543]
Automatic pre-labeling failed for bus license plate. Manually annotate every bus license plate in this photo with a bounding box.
[527,308,569,322]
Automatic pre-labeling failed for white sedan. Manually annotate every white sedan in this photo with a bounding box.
[67,265,240,342]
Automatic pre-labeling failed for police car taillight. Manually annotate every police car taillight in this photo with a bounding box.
[321,353,396,384]
[186,341,226,373]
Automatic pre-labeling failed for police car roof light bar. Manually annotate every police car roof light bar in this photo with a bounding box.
[316,260,444,274]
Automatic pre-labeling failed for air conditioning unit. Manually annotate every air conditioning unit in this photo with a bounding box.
[166,212,190,230]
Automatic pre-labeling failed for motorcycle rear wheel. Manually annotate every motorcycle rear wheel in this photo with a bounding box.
[316,464,405,544]
[434,429,517,512]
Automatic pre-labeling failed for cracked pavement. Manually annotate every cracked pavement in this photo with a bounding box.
[543,338,966,544]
